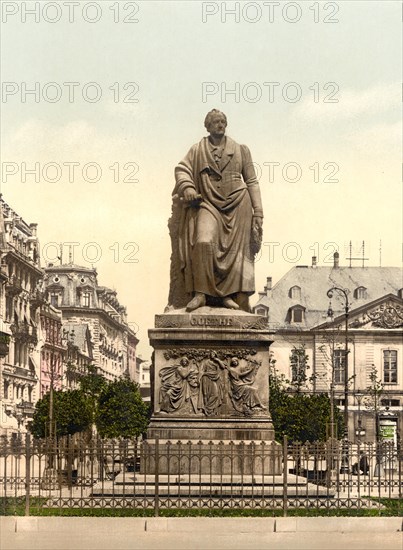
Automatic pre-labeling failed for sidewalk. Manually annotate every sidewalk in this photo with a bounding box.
[1,517,402,550]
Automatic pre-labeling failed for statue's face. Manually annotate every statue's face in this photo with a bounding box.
[187,370,199,388]
[207,114,227,137]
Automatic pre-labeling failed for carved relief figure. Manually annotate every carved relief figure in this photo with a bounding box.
[198,351,226,416]
[167,110,264,313]
[226,357,266,415]
[159,357,199,414]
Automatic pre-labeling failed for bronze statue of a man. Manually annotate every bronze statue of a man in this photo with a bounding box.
[167,110,263,313]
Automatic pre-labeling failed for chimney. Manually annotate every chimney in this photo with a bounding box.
[312,256,317,267]
[333,251,339,268]
[266,277,272,290]
[29,223,38,237]
[264,276,272,296]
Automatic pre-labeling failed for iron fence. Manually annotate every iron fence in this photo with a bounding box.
[0,434,401,516]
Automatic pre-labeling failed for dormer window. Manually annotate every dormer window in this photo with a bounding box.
[287,305,305,323]
[354,286,367,299]
[289,285,301,300]
[255,306,269,318]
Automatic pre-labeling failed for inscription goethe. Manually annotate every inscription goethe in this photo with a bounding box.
[189,316,234,327]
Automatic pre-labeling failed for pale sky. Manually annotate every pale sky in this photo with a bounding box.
[1,1,401,357]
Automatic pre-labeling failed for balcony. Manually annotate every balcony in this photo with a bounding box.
[10,322,38,345]
[0,332,10,357]
[30,289,47,309]
[17,401,35,416]
[13,366,37,381]
[5,275,23,296]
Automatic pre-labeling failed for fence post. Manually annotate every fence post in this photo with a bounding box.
[154,437,159,517]
[283,435,288,517]
[25,433,31,516]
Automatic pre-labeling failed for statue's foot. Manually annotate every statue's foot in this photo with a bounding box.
[186,292,206,312]
[223,296,240,310]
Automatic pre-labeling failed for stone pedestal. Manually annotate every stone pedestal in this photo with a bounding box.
[144,308,281,475]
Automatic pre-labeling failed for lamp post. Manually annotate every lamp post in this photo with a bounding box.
[327,286,351,474]
[355,392,366,442]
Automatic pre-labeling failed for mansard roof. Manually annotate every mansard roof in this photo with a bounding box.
[253,266,402,329]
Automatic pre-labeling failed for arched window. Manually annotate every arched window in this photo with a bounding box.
[289,285,301,300]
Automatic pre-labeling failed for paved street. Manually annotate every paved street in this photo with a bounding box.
[1,517,402,550]
[2,530,402,550]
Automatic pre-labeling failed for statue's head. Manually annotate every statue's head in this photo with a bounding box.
[230,357,239,367]
[180,357,189,366]
[204,109,227,135]
[187,367,199,388]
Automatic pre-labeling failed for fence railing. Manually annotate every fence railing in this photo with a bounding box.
[0,434,401,516]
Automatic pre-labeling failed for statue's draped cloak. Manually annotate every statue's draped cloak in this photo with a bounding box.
[173,137,260,298]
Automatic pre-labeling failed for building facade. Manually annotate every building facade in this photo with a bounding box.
[0,196,43,435]
[62,322,94,390]
[253,255,403,444]
[0,195,140,436]
[43,264,138,383]
[39,304,65,398]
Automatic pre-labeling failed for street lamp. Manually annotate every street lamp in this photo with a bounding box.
[327,286,351,474]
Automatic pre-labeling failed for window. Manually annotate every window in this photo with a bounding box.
[383,350,397,383]
[50,293,59,307]
[290,350,307,384]
[256,307,268,318]
[381,398,400,407]
[82,292,91,308]
[289,286,301,300]
[291,307,304,323]
[333,349,346,384]
[354,286,367,299]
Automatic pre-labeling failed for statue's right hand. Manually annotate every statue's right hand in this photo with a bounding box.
[183,188,199,202]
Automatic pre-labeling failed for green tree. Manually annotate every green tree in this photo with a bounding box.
[364,364,385,447]
[79,365,107,398]
[79,365,107,423]
[269,362,343,443]
[30,390,92,439]
[95,378,149,439]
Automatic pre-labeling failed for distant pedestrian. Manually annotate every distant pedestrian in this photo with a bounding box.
[359,451,369,475]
